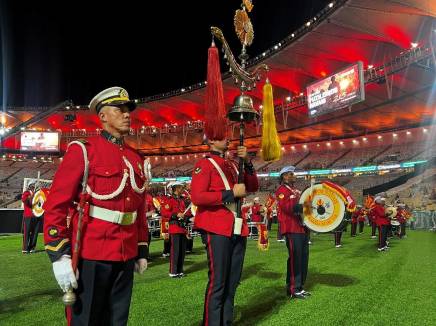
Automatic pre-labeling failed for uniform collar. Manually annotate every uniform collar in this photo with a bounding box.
[101,130,124,146]
[209,151,225,158]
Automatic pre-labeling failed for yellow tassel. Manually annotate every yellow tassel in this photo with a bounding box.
[261,80,282,161]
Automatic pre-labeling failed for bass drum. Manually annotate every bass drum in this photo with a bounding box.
[299,183,346,233]
[32,188,49,217]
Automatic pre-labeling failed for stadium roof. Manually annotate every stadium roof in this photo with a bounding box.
[2,0,436,154]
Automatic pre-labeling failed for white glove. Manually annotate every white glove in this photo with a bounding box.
[52,255,78,292]
[134,258,148,274]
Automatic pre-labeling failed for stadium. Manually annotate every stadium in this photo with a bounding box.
[1,0,436,325]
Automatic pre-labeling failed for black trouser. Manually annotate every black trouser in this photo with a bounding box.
[201,233,246,326]
[334,231,342,246]
[371,221,377,237]
[267,219,272,231]
[277,222,283,240]
[163,239,171,255]
[22,216,42,252]
[285,233,309,295]
[378,225,388,249]
[72,259,134,326]
[147,231,152,258]
[400,223,406,237]
[250,224,258,237]
[186,236,194,252]
[358,221,364,233]
[387,225,393,238]
[351,222,357,236]
[170,234,187,274]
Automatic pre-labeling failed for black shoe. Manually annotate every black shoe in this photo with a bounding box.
[290,292,306,300]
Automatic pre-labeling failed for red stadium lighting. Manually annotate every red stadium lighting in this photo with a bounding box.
[339,141,344,145]
[406,131,411,135]
[362,137,367,141]
[326,142,331,147]
[377,135,382,139]
[393,133,398,137]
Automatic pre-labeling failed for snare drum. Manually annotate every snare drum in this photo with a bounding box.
[147,216,161,238]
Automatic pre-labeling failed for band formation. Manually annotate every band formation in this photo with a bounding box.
[15,84,414,326]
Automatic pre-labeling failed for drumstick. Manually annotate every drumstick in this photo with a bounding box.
[183,203,192,215]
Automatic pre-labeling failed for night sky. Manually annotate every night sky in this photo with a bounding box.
[0,0,329,107]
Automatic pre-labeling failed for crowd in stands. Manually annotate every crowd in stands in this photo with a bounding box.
[1,140,435,207]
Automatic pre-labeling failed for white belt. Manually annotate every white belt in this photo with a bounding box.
[89,205,137,225]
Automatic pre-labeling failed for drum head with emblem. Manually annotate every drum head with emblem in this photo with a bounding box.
[32,188,49,217]
[299,183,345,233]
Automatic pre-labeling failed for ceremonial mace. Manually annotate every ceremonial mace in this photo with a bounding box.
[62,144,90,306]
[210,0,269,223]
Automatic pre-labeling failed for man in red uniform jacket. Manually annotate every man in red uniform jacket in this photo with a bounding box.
[191,139,258,326]
[161,181,188,277]
[275,166,310,299]
[43,87,149,325]
[250,197,263,223]
[372,196,389,251]
[350,205,363,237]
[158,193,171,257]
[21,183,40,253]
[396,203,407,238]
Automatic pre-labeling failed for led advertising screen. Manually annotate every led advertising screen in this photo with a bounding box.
[20,132,59,152]
[307,62,365,117]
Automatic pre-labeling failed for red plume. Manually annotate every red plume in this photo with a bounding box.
[204,43,228,141]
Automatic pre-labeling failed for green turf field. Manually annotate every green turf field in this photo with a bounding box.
[1,226,435,325]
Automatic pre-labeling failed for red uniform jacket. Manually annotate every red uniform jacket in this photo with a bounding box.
[250,203,263,222]
[160,195,187,234]
[158,195,170,234]
[22,190,34,218]
[241,205,251,221]
[351,208,365,223]
[43,134,149,263]
[358,209,366,222]
[275,184,305,234]
[145,193,155,216]
[396,208,407,224]
[372,204,390,226]
[191,152,259,237]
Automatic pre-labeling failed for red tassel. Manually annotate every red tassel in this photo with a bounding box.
[204,43,228,140]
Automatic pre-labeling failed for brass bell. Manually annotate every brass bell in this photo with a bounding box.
[62,289,77,306]
[227,93,259,122]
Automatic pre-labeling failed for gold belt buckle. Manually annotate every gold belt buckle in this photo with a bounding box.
[121,212,133,225]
